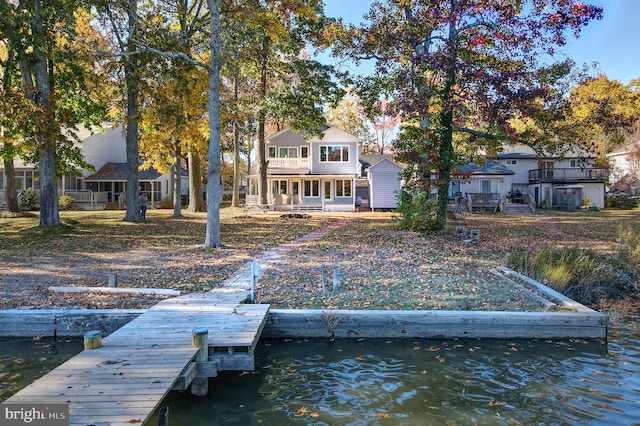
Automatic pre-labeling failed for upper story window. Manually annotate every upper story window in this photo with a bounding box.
[570,159,580,168]
[268,146,299,158]
[320,145,349,162]
[505,159,518,165]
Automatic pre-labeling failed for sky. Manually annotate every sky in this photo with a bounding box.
[321,0,640,85]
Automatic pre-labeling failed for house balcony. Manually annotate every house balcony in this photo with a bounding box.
[528,168,609,184]
[267,158,310,174]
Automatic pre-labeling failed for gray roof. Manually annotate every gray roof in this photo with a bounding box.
[360,154,394,168]
[84,162,165,181]
[457,161,515,176]
[494,152,536,159]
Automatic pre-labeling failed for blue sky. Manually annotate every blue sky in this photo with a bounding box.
[322,0,640,85]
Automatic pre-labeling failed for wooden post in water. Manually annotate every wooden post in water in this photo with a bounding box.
[191,327,209,396]
[158,406,169,426]
[321,266,326,293]
[83,330,102,350]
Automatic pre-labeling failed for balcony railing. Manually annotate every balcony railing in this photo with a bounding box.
[267,158,310,169]
[528,168,608,183]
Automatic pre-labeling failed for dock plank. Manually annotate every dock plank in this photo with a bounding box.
[4,295,270,426]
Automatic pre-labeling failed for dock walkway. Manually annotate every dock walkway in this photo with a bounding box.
[5,292,270,425]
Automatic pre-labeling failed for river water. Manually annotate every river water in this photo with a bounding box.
[148,314,639,426]
[1,314,638,425]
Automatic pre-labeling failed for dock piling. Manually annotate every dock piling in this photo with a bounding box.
[191,327,209,396]
[83,330,102,350]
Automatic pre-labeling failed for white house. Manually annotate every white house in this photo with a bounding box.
[606,142,640,195]
[0,122,188,209]
[451,143,608,211]
[246,125,404,212]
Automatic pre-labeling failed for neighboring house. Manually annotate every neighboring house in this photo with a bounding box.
[246,125,404,212]
[606,142,640,195]
[452,143,608,210]
[0,122,188,210]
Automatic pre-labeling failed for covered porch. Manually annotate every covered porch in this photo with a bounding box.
[84,163,164,209]
[246,174,357,212]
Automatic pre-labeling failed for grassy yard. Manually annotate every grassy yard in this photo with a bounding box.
[0,207,638,311]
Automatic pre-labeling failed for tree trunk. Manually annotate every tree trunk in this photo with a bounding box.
[231,74,241,208]
[123,0,141,222]
[187,147,205,212]
[173,142,183,218]
[2,147,20,212]
[257,37,269,206]
[204,0,222,248]
[30,0,59,227]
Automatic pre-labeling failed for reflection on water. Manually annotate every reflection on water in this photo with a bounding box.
[1,318,638,426]
[152,318,639,426]
[0,337,81,402]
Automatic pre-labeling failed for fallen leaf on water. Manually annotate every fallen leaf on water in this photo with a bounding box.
[127,420,141,424]
[375,413,391,418]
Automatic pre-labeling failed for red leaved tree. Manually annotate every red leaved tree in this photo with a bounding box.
[335,0,602,232]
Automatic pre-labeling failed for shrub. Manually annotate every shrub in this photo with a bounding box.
[19,188,37,210]
[160,198,174,209]
[615,225,640,277]
[605,195,639,209]
[396,190,442,234]
[58,195,75,210]
[506,247,528,274]
[532,247,616,305]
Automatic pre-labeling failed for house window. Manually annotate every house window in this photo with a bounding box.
[272,180,288,195]
[304,180,319,197]
[268,146,276,158]
[570,159,579,168]
[320,145,349,162]
[506,159,518,165]
[480,179,497,193]
[279,147,297,158]
[301,146,309,158]
[335,180,352,197]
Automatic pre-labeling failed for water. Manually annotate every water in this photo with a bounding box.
[0,337,81,402]
[149,315,640,426]
[1,317,638,425]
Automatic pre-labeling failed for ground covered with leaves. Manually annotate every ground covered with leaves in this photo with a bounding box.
[1,207,638,311]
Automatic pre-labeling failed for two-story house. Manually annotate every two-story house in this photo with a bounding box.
[452,143,608,211]
[246,125,363,212]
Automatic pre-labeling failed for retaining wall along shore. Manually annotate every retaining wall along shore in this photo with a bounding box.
[0,308,606,340]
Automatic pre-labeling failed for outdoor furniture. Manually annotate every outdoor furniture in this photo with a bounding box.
[510,190,523,204]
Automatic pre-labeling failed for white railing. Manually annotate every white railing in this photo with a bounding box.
[64,190,108,207]
[268,158,309,169]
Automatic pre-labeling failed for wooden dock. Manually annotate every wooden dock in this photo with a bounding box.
[4,291,270,426]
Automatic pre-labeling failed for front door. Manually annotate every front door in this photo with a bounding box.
[323,181,332,202]
[292,180,300,204]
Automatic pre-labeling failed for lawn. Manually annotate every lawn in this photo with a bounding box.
[0,207,637,311]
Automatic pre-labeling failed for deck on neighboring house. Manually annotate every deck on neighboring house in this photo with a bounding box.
[4,291,270,426]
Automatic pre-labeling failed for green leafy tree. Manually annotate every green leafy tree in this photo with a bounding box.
[325,91,373,145]
[0,0,105,225]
